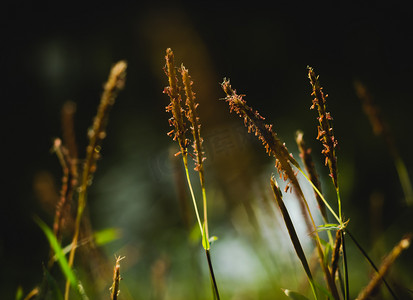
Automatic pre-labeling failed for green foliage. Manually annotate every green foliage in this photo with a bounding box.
[33,216,78,289]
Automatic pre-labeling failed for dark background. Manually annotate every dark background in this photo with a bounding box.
[2,1,413,299]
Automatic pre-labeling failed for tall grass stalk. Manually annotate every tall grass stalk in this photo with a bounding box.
[65,61,127,300]
[308,67,349,299]
[164,48,219,299]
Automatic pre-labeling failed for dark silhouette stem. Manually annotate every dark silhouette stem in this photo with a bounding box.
[205,249,220,300]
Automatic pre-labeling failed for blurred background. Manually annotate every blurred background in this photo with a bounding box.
[2,1,413,299]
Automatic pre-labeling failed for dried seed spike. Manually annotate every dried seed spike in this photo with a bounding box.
[308,66,338,188]
[221,79,313,233]
[111,255,125,300]
[86,60,127,176]
[164,48,188,155]
[221,79,301,182]
[180,65,205,176]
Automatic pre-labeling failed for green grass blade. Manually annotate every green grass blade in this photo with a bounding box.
[270,178,317,300]
[34,216,78,289]
[15,286,23,300]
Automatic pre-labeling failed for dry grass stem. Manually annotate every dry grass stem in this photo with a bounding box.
[110,256,125,300]
[296,131,327,221]
[356,234,412,300]
[49,138,77,268]
[330,229,342,279]
[61,101,79,160]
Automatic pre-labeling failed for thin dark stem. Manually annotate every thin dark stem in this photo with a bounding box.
[345,229,398,299]
[205,249,220,300]
[342,231,349,300]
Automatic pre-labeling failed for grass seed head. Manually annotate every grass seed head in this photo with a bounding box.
[307,66,338,188]
[221,79,300,192]
[180,65,205,173]
[164,48,188,156]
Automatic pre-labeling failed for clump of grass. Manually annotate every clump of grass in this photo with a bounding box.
[28,61,127,300]
[25,47,413,300]
[221,78,340,299]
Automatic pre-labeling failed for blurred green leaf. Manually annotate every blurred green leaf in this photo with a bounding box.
[282,289,309,300]
[33,216,78,289]
[15,286,23,300]
[94,227,122,246]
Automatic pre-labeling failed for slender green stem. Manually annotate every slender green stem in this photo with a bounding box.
[336,187,342,223]
[201,182,209,240]
[335,187,349,300]
[298,168,341,224]
[182,155,203,234]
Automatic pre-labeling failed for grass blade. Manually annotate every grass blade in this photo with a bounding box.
[34,216,78,289]
[270,178,317,299]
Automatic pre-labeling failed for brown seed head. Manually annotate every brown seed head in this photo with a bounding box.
[86,60,127,177]
[221,79,301,192]
[307,66,338,188]
[164,48,188,155]
[180,65,205,174]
